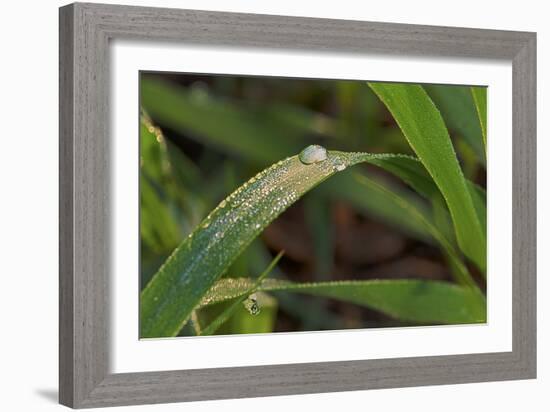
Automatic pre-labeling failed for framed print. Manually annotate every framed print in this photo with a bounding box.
[59,2,536,408]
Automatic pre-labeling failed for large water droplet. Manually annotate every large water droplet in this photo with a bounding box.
[299,144,328,165]
[243,294,261,315]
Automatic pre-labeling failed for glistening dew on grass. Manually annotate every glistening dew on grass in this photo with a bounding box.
[139,76,487,338]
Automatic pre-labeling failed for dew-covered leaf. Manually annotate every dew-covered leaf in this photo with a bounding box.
[141,147,398,338]
[199,251,283,336]
[199,278,486,325]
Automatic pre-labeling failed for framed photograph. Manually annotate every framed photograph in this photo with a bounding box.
[59,2,536,408]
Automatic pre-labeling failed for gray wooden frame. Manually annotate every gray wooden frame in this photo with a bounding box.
[59,2,536,408]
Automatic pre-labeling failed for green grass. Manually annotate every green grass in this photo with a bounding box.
[369,83,486,273]
[199,278,486,325]
[139,77,487,338]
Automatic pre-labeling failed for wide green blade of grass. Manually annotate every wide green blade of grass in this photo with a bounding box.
[368,82,486,273]
[141,148,404,338]
[199,278,486,325]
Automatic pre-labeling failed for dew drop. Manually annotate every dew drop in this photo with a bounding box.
[299,144,328,165]
[243,294,261,315]
[334,162,346,172]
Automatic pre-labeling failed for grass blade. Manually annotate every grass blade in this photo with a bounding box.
[367,154,486,256]
[200,251,284,335]
[367,154,441,199]
[368,82,486,273]
[471,86,487,152]
[200,278,486,325]
[141,148,394,338]
[425,84,486,164]
[141,81,478,257]
[320,172,434,243]
[366,154,486,257]
[140,174,181,254]
[350,173,476,287]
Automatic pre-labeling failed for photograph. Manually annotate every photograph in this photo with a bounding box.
[2,0,541,409]
[138,72,487,339]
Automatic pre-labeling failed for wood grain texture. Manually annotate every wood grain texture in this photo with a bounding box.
[59,4,74,406]
[59,2,537,408]
[512,34,537,375]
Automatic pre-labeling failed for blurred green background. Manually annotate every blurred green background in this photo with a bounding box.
[139,72,486,335]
